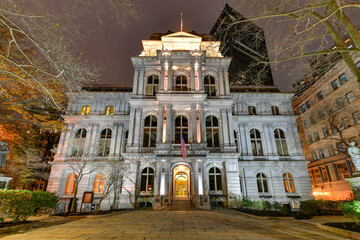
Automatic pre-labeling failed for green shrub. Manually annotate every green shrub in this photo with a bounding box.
[299,199,318,216]
[0,190,59,223]
[242,197,253,208]
[340,201,360,224]
[272,201,282,212]
[261,200,272,211]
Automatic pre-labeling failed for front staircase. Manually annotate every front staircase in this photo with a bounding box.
[171,200,192,211]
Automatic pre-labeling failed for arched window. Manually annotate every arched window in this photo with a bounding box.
[98,129,112,156]
[283,172,296,193]
[147,74,159,96]
[123,130,129,153]
[80,105,90,115]
[175,75,188,91]
[105,105,114,115]
[72,128,87,156]
[64,174,77,194]
[209,167,222,191]
[143,115,157,147]
[234,130,238,152]
[93,173,106,194]
[141,167,154,192]
[248,106,256,115]
[256,173,269,193]
[175,115,188,143]
[274,129,289,156]
[206,115,219,147]
[250,129,263,156]
[204,75,216,96]
[271,106,279,115]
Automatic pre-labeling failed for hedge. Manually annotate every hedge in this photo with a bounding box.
[0,190,59,223]
[300,199,342,216]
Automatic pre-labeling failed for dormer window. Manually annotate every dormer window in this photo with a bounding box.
[248,106,256,115]
[147,74,159,96]
[80,105,90,115]
[175,75,188,91]
[105,105,114,115]
[204,75,216,96]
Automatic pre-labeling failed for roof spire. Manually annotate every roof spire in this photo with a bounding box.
[181,13,183,31]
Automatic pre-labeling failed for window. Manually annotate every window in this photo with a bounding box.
[250,129,263,156]
[300,105,306,113]
[323,128,329,138]
[337,162,351,180]
[123,130,129,152]
[311,152,317,161]
[72,128,87,156]
[353,112,360,124]
[339,73,347,85]
[204,75,216,96]
[143,115,157,147]
[331,80,339,90]
[346,92,355,103]
[206,115,220,147]
[140,167,154,192]
[304,120,310,129]
[98,129,112,156]
[314,168,322,183]
[336,98,345,108]
[105,105,114,115]
[342,117,351,129]
[271,106,279,115]
[64,174,77,194]
[305,101,311,109]
[175,115,188,143]
[321,167,329,182]
[357,61,360,68]
[274,129,288,156]
[327,145,334,156]
[256,173,269,193]
[283,172,295,193]
[248,106,256,115]
[175,75,188,91]
[234,131,238,152]
[317,91,323,100]
[318,149,325,159]
[314,132,320,141]
[93,173,106,194]
[310,116,316,125]
[308,135,313,144]
[147,74,159,96]
[318,110,325,119]
[81,105,90,115]
[209,167,222,191]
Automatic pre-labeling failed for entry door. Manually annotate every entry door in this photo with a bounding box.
[175,174,189,199]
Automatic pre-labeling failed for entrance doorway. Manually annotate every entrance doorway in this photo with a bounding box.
[173,165,190,200]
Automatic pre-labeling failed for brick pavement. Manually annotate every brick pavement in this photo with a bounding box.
[2,210,348,239]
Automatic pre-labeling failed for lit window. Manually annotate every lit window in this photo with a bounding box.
[147,74,159,96]
[256,173,269,193]
[175,115,188,143]
[98,129,112,156]
[204,75,216,96]
[175,75,188,91]
[209,167,222,191]
[339,73,347,85]
[331,80,339,90]
[64,174,77,194]
[93,173,106,194]
[317,91,323,100]
[81,105,90,115]
[72,128,87,156]
[206,115,220,148]
[248,106,256,115]
[274,129,288,156]
[143,115,157,147]
[271,106,279,115]
[250,129,263,156]
[140,167,154,192]
[346,92,355,103]
[105,105,114,115]
[283,172,296,193]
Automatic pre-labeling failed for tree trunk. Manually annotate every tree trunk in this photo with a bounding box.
[70,183,78,213]
[96,195,106,212]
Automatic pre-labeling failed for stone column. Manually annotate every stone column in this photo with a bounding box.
[193,160,200,206]
[133,108,142,147]
[114,123,123,156]
[156,104,164,144]
[138,68,145,95]
[198,65,203,91]
[109,122,118,156]
[154,160,162,197]
[132,67,139,95]
[224,69,230,95]
[60,124,73,157]
[191,61,196,91]
[262,123,272,156]
[227,109,235,145]
[221,109,230,146]
[191,104,197,143]
[218,68,225,96]
[165,104,173,143]
[160,61,165,91]
[167,62,173,91]
[88,123,99,154]
[127,107,136,147]
[199,104,206,144]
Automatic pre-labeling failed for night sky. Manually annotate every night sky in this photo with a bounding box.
[80,0,291,91]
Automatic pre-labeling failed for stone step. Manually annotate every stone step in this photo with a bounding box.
[171,200,192,211]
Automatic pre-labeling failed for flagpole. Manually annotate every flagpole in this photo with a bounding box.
[181,13,183,31]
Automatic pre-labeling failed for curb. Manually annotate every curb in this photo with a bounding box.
[315,222,360,240]
[229,209,294,220]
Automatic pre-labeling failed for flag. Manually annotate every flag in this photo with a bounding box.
[181,130,187,160]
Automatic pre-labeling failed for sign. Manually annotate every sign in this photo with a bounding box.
[82,191,94,203]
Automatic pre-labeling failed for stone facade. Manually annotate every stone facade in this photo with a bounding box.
[292,54,360,200]
[48,31,313,212]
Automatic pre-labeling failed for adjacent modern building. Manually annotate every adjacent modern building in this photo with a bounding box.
[292,53,360,200]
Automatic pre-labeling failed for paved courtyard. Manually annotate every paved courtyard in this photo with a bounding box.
[3,210,347,240]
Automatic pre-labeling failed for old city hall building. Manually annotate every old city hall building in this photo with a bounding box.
[48,31,313,211]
